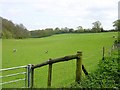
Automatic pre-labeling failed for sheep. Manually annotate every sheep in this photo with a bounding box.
[13,49,17,53]
[45,50,48,54]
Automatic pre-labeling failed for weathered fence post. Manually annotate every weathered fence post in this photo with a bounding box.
[76,51,82,83]
[47,58,53,87]
[102,46,105,60]
[31,65,34,88]
[27,64,31,88]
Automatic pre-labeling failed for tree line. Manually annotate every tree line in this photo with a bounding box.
[1,17,30,39]
[0,17,119,39]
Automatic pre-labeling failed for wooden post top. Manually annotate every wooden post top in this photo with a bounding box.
[77,51,82,53]
[77,51,82,58]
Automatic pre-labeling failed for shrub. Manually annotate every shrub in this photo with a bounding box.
[70,51,120,88]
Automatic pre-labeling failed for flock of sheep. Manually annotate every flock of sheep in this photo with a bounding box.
[12,35,118,54]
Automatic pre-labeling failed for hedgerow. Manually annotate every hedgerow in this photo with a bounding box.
[70,51,120,88]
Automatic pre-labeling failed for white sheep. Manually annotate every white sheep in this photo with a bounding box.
[45,50,48,54]
[13,49,17,53]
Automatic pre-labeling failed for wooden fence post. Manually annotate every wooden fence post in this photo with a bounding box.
[27,64,31,88]
[31,67,34,88]
[47,58,52,87]
[75,51,82,84]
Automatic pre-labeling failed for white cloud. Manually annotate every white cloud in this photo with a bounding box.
[119,1,120,19]
[0,0,119,30]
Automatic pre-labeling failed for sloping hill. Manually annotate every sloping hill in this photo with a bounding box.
[1,17,30,39]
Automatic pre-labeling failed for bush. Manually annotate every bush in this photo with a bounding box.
[70,52,120,88]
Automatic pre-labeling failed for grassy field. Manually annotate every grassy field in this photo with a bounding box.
[2,32,118,88]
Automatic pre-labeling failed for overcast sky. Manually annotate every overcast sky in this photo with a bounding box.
[0,0,119,30]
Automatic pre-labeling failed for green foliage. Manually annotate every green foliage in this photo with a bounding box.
[30,28,54,38]
[2,17,119,39]
[1,17,30,39]
[91,21,103,33]
[113,19,120,30]
[71,52,119,88]
[2,29,13,39]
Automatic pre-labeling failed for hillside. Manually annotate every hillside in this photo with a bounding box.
[2,32,118,88]
[1,17,30,39]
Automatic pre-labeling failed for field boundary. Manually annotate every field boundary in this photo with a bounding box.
[0,51,88,88]
[29,51,88,88]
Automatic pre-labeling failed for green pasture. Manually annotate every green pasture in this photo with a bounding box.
[2,32,118,88]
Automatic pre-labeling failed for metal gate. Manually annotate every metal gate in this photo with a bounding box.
[0,64,32,88]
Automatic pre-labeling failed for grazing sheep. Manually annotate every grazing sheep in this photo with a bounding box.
[45,50,48,54]
[13,49,17,53]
